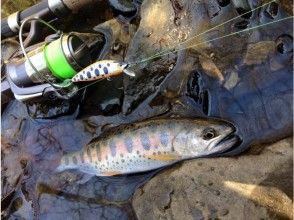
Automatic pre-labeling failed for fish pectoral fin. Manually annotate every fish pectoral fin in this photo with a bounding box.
[101,171,122,176]
[147,153,182,161]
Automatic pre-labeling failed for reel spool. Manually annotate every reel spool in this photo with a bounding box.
[4,17,93,102]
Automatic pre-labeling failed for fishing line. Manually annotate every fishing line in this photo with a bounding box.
[19,17,60,87]
[72,15,293,94]
[141,16,294,62]
[128,0,277,65]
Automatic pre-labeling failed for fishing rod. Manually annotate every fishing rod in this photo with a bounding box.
[1,0,97,46]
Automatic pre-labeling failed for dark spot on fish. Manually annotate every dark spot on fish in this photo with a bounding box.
[96,144,101,162]
[87,148,92,162]
[80,75,84,80]
[140,133,151,150]
[148,124,157,132]
[107,63,110,67]
[130,159,132,162]
[124,137,133,153]
[139,155,142,158]
[153,152,156,155]
[109,141,117,157]
[136,150,140,154]
[120,153,124,157]
[95,165,98,168]
[95,68,100,76]
[105,155,108,160]
[122,159,125,163]
[72,156,78,164]
[160,132,169,147]
[168,122,176,130]
[116,162,119,164]
[80,152,85,163]
[87,71,91,78]
[99,64,102,68]
[103,67,108,74]
[158,151,161,155]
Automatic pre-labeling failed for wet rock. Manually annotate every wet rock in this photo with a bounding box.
[231,0,251,12]
[39,193,128,220]
[223,70,240,90]
[8,191,33,220]
[132,138,293,220]
[81,77,123,116]
[99,97,121,115]
[93,18,138,60]
[123,0,283,114]
[280,0,293,15]
[108,0,137,15]
[123,0,190,113]
[199,54,224,81]
[80,18,138,117]
[243,41,276,65]
[26,98,80,119]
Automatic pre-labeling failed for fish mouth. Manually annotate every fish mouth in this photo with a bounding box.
[215,132,242,153]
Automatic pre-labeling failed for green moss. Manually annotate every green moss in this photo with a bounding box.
[1,0,40,17]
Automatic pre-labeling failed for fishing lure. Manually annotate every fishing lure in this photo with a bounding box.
[71,60,135,82]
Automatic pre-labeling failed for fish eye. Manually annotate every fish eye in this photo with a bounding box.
[202,128,217,140]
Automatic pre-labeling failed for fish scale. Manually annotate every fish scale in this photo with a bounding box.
[57,118,238,176]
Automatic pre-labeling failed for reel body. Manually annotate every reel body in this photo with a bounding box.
[5,32,92,102]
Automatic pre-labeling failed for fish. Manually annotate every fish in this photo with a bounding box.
[71,60,135,82]
[56,118,240,176]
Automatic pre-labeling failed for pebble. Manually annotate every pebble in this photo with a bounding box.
[219,208,229,216]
